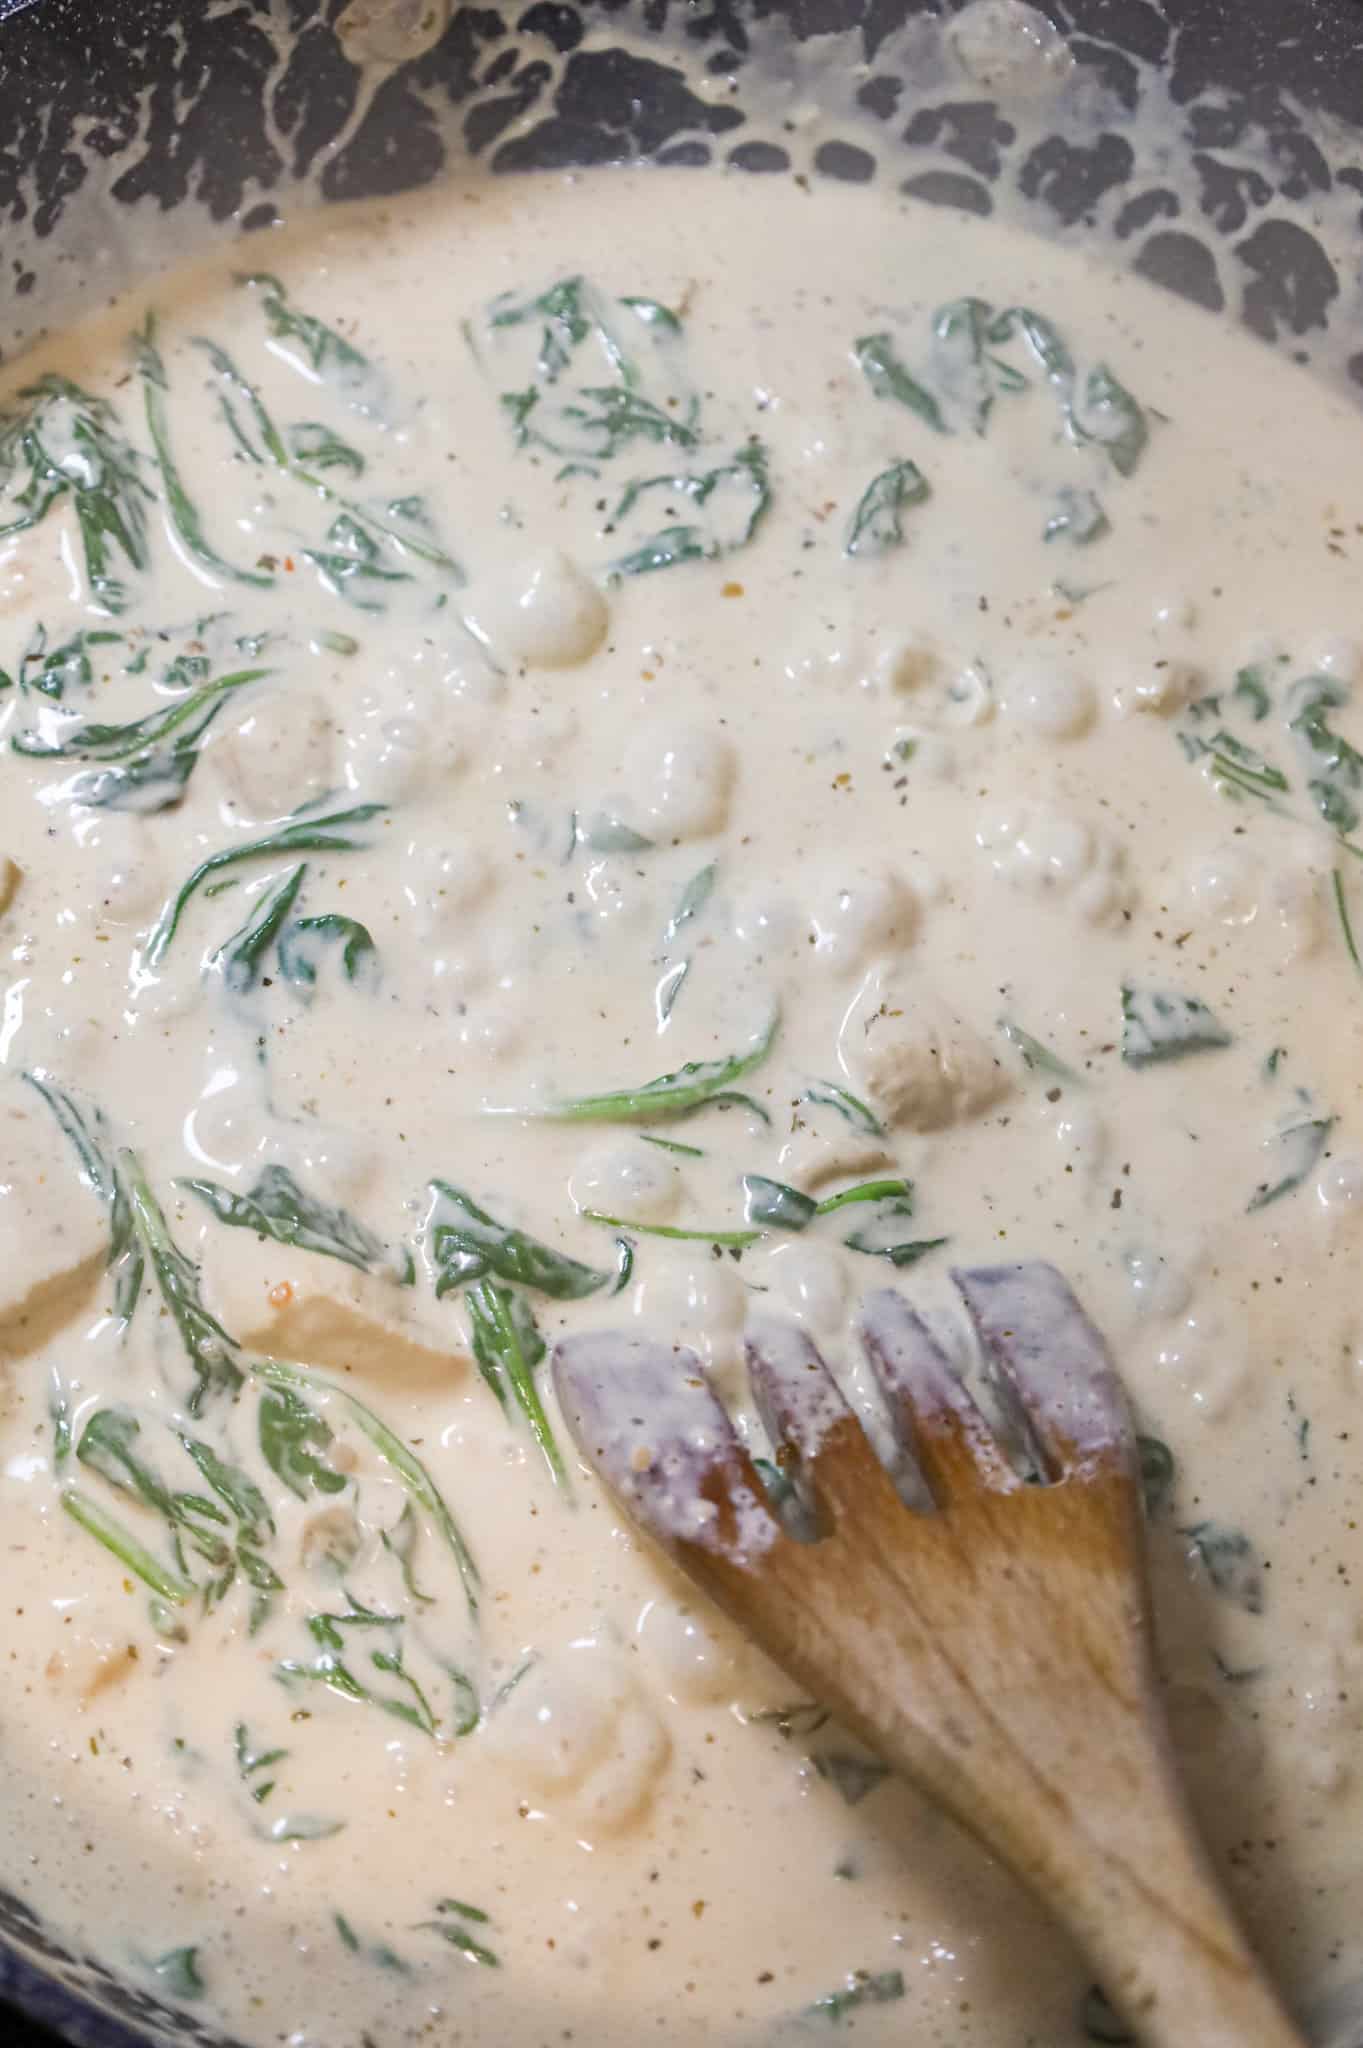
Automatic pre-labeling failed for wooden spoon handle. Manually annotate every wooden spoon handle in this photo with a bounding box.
[1054,1843,1306,2048]
[828,1553,1310,2048]
[819,1594,1309,2048]
[830,1525,1310,2047]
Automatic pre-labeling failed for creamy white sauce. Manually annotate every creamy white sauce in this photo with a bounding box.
[0,164,1362,2045]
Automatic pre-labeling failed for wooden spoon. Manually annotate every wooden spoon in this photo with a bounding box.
[553,1260,1306,2048]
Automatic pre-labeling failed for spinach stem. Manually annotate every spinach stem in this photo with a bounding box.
[583,1210,760,1248]
[61,1486,195,1605]
[534,1011,778,1123]
[1333,868,1361,974]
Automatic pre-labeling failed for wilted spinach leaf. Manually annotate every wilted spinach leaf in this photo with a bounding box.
[428,1182,608,1300]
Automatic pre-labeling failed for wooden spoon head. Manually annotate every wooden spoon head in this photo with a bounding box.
[553,1264,1302,2048]
[552,1261,1146,1648]
[552,1329,784,1568]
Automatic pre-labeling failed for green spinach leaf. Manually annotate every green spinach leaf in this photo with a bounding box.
[179,1435,273,1547]
[662,862,717,947]
[428,1182,608,1300]
[242,272,383,410]
[149,1947,206,2002]
[212,865,308,994]
[465,1281,565,1488]
[13,664,267,814]
[845,459,930,557]
[803,1969,905,2024]
[1137,1435,1175,1519]
[1247,1116,1334,1213]
[76,1408,229,1566]
[800,1082,885,1138]
[60,1486,195,1606]
[23,1072,143,1318]
[1070,364,1148,477]
[234,1722,289,1804]
[742,1176,817,1231]
[287,421,365,474]
[812,1751,889,1807]
[276,913,379,991]
[258,1385,349,1503]
[606,441,770,580]
[254,1355,479,1610]
[1120,986,1231,1068]
[1043,485,1109,546]
[538,1012,778,1123]
[999,1018,1080,1083]
[852,333,946,432]
[414,1898,500,1968]
[483,277,695,463]
[144,801,387,967]
[1289,675,1363,836]
[305,511,410,609]
[121,1153,244,1413]
[930,295,1001,434]
[279,1605,437,1735]
[197,337,461,580]
[381,1500,434,1607]
[183,1163,407,1279]
[0,372,151,611]
[1178,724,1289,807]
[1232,665,1274,721]
[5,624,125,702]
[137,317,272,588]
[1183,1521,1264,1614]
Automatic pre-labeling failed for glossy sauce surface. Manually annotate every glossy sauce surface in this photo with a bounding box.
[1,166,1362,2046]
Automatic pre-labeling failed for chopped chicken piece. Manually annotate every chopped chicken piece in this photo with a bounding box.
[0,1100,108,1358]
[838,968,1009,1134]
[199,1236,468,1388]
